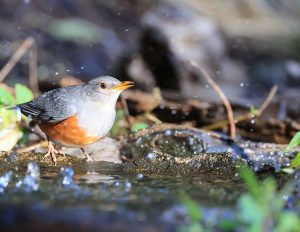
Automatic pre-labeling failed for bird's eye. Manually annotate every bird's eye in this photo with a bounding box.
[100,82,106,89]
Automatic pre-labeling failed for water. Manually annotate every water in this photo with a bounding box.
[0,162,242,231]
[0,171,12,193]
[0,159,298,231]
[0,127,298,230]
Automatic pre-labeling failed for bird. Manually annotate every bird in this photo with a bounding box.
[18,76,134,165]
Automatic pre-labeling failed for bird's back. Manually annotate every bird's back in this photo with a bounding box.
[19,85,83,123]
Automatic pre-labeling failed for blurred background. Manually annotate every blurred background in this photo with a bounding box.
[1,0,300,106]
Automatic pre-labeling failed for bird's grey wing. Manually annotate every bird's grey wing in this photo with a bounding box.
[19,86,82,123]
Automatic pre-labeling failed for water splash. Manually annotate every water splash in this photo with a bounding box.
[136,173,144,180]
[57,167,79,190]
[16,162,40,192]
[0,171,13,193]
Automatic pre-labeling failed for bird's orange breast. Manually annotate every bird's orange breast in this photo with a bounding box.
[38,115,99,147]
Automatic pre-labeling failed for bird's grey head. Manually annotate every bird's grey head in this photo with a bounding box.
[84,76,133,104]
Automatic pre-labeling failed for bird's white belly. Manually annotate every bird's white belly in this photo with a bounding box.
[77,105,116,139]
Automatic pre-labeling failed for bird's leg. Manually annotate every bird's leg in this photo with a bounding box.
[80,148,94,162]
[43,141,59,165]
[56,146,66,157]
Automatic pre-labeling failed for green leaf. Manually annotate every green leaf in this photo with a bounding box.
[181,223,204,232]
[180,193,202,222]
[239,167,260,198]
[0,106,13,129]
[48,18,102,44]
[0,87,15,105]
[238,194,262,225]
[115,109,125,120]
[291,152,300,168]
[275,212,300,232]
[249,106,258,115]
[110,109,128,137]
[15,84,33,105]
[131,122,148,132]
[218,219,239,231]
[281,168,294,174]
[286,132,300,151]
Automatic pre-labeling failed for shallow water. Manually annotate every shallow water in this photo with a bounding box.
[0,162,242,231]
[0,126,299,231]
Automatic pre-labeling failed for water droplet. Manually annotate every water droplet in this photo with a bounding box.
[57,167,78,190]
[164,130,172,136]
[8,152,18,162]
[146,152,156,160]
[15,180,22,188]
[114,181,120,187]
[125,181,132,189]
[16,162,40,192]
[0,171,13,193]
[136,173,144,180]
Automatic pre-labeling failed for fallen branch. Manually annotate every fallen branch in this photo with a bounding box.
[203,85,278,130]
[29,42,39,96]
[144,112,162,124]
[120,94,133,128]
[188,60,236,139]
[16,140,47,153]
[0,37,34,83]
[256,85,278,116]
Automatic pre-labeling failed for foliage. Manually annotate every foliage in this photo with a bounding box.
[14,84,34,105]
[110,109,149,137]
[238,167,300,232]
[0,88,15,105]
[286,132,300,151]
[131,122,148,132]
[181,167,300,232]
[110,109,128,137]
[0,84,33,106]
[47,18,103,44]
[286,132,300,169]
[249,106,258,115]
[179,192,204,232]
[291,153,300,168]
[0,84,33,146]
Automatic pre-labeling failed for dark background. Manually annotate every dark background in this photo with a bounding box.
[1,0,300,106]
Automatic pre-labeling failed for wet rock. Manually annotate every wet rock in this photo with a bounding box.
[0,151,85,175]
[119,124,244,175]
[118,124,300,173]
[1,124,298,175]
[63,137,122,163]
[237,141,299,172]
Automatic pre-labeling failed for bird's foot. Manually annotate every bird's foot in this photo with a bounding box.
[43,141,64,166]
[80,148,94,162]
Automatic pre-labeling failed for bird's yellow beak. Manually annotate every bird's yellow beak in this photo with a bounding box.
[111,81,134,91]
